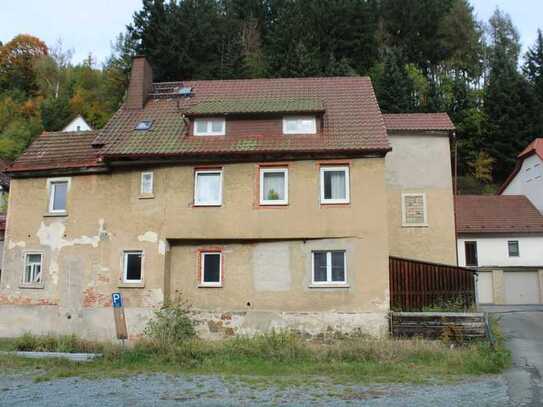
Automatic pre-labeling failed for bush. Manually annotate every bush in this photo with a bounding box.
[143,297,196,347]
[14,333,103,353]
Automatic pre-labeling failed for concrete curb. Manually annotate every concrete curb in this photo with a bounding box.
[0,351,102,362]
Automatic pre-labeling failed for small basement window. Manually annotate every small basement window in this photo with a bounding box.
[23,253,43,285]
[320,166,350,204]
[48,179,69,214]
[283,116,316,134]
[194,118,225,136]
[312,250,346,284]
[123,251,143,283]
[508,240,520,257]
[140,172,154,195]
[200,252,222,287]
[260,168,288,205]
[401,193,427,227]
[135,120,153,131]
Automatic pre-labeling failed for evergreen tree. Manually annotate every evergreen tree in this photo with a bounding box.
[523,29,543,134]
[484,9,538,181]
[375,48,414,113]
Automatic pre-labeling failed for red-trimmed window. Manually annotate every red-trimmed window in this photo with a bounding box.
[200,250,223,287]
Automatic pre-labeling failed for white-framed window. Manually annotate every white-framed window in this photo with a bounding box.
[200,251,222,287]
[193,118,225,136]
[282,116,317,135]
[320,166,350,204]
[47,178,70,214]
[123,251,143,283]
[194,169,223,206]
[507,240,520,257]
[312,250,347,284]
[23,252,43,285]
[260,167,288,205]
[401,192,428,227]
[140,171,154,195]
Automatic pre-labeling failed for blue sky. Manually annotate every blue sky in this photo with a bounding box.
[0,0,541,66]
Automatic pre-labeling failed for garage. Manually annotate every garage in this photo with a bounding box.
[504,271,541,304]
[477,271,494,304]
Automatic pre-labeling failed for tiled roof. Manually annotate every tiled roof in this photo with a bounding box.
[383,113,455,131]
[455,195,543,234]
[94,76,390,159]
[186,98,325,116]
[9,131,103,173]
[518,138,543,160]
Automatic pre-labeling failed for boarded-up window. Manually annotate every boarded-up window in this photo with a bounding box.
[402,193,427,226]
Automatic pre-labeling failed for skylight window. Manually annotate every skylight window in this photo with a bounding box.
[135,120,153,131]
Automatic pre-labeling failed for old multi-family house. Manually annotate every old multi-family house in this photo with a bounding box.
[0,57,456,339]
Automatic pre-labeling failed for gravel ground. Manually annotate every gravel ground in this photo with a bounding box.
[0,373,510,406]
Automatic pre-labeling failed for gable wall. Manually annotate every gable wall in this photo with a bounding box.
[385,133,457,265]
[502,154,543,213]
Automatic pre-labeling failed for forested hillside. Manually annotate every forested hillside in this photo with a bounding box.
[1,0,542,192]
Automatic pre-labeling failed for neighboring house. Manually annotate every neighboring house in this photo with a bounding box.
[456,195,543,305]
[499,138,543,213]
[0,56,457,340]
[62,115,93,132]
[384,113,457,265]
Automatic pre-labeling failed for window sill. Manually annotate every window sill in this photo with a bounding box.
[44,212,68,218]
[138,194,155,200]
[193,204,222,208]
[308,284,350,289]
[19,284,44,289]
[198,284,222,288]
[401,224,429,228]
[118,282,145,288]
[320,201,350,206]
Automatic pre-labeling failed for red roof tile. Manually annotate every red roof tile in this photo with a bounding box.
[455,195,543,234]
[94,76,390,159]
[383,113,455,131]
[518,138,543,160]
[9,131,104,173]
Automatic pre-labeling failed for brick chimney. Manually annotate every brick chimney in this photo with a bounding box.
[125,56,153,110]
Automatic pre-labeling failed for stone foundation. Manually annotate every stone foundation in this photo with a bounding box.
[0,305,388,341]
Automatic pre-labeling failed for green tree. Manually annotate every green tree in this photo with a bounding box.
[523,29,543,134]
[484,9,538,181]
[375,48,414,113]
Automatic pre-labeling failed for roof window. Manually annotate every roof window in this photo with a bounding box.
[135,120,153,131]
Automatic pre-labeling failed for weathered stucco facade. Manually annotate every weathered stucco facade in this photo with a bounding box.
[0,158,390,339]
[385,132,457,265]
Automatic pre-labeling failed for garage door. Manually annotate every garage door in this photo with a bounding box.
[504,272,540,304]
[477,272,494,304]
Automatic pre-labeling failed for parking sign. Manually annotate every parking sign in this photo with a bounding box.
[112,292,123,308]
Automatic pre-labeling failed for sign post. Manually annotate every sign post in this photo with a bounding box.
[112,292,128,344]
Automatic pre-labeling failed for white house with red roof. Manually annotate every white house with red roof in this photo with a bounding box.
[455,195,543,305]
[499,138,543,213]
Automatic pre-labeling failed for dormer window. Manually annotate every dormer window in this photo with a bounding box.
[135,120,153,131]
[283,116,316,135]
[194,118,225,136]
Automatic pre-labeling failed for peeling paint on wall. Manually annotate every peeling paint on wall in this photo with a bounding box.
[37,219,108,250]
[158,239,169,255]
[7,241,26,250]
[138,231,158,243]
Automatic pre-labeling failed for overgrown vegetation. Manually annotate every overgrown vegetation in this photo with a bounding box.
[143,297,196,347]
[0,328,511,384]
